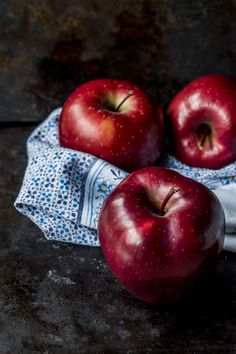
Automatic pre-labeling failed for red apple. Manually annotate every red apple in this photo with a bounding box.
[98,167,225,304]
[167,74,236,169]
[59,79,163,171]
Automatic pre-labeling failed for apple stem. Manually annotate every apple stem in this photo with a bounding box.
[199,126,212,149]
[115,92,134,112]
[159,186,180,216]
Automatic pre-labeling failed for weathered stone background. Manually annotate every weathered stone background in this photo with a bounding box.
[0,1,236,353]
[1,0,236,121]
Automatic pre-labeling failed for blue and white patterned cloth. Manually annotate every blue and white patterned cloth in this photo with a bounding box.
[15,108,236,251]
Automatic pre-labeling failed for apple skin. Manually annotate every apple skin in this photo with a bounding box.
[98,167,225,304]
[59,79,163,172]
[167,74,236,169]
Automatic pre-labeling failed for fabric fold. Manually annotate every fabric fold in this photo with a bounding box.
[14,108,236,251]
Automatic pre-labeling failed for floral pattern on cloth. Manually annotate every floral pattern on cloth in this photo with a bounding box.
[14,108,236,247]
[14,108,127,246]
[160,154,236,190]
[80,160,127,230]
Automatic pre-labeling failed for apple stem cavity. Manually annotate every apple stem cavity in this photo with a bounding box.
[115,92,134,112]
[159,186,180,216]
[198,125,212,149]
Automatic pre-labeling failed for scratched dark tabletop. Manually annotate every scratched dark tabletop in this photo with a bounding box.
[0,1,236,353]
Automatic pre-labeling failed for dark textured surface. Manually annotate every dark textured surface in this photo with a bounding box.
[1,0,236,121]
[1,0,236,353]
[0,126,236,353]
[1,126,236,353]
